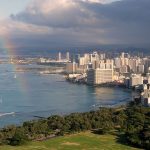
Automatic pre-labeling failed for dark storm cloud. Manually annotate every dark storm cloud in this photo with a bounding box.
[10,0,91,28]
[11,0,150,28]
[3,0,150,49]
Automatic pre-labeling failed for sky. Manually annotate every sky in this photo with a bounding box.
[0,0,30,19]
[0,0,150,51]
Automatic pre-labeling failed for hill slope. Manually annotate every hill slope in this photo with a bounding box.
[1,132,141,150]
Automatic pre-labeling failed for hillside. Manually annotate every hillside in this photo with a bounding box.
[1,132,141,150]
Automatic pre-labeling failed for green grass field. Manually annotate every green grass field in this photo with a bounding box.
[0,132,141,150]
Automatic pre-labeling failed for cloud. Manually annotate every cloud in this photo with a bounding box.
[84,0,120,4]
[10,0,121,28]
[10,0,91,28]
[0,0,150,50]
[0,19,49,36]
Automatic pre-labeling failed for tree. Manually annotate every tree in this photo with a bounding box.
[8,129,28,146]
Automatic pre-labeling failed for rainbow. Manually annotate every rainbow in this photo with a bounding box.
[1,34,30,97]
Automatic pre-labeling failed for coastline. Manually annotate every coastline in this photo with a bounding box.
[0,64,132,128]
[0,102,148,149]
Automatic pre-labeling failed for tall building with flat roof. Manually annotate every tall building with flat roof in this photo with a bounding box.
[114,57,121,68]
[137,64,145,74]
[130,74,143,87]
[66,52,70,61]
[87,62,113,85]
[58,52,61,61]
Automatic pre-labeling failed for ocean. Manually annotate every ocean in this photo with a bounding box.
[0,63,132,128]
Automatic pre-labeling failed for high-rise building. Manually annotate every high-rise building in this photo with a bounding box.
[146,73,150,84]
[114,57,121,68]
[58,52,61,61]
[129,58,138,73]
[87,62,113,85]
[120,65,129,73]
[90,52,99,62]
[121,52,125,58]
[66,52,70,61]
[91,60,99,69]
[84,53,90,64]
[79,57,85,66]
[130,74,143,87]
[74,54,80,63]
[137,64,145,74]
[100,53,106,60]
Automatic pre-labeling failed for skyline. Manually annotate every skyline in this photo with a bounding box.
[0,0,150,51]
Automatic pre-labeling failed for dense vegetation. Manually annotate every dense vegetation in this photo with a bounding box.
[0,102,150,149]
[124,102,150,149]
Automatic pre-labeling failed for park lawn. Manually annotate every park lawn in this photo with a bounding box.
[0,131,142,150]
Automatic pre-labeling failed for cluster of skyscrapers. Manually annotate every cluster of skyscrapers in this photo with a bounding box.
[65,51,150,86]
[65,51,150,106]
[66,52,113,84]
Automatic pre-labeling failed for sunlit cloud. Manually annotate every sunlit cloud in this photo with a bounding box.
[0,0,150,50]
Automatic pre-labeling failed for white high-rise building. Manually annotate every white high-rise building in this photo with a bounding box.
[114,57,121,68]
[87,62,114,85]
[58,52,61,61]
[144,58,150,72]
[129,58,139,73]
[100,53,105,60]
[90,52,99,62]
[124,58,129,66]
[146,73,150,84]
[79,57,86,66]
[137,64,145,74]
[120,65,129,73]
[66,52,70,61]
[130,74,143,87]
[84,53,90,64]
[121,52,125,58]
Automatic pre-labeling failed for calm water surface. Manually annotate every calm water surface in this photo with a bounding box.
[0,64,132,127]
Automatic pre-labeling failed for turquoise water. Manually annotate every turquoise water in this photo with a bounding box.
[0,64,132,128]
